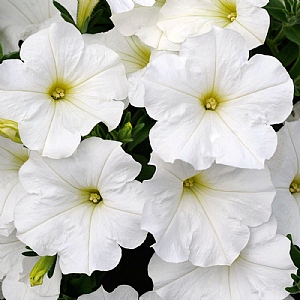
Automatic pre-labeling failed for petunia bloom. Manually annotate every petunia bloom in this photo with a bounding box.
[142,27,293,170]
[267,120,300,244]
[0,0,77,53]
[0,22,128,159]
[141,154,275,266]
[148,217,295,300]
[111,0,179,51]
[157,0,270,50]
[14,137,147,275]
[84,28,169,107]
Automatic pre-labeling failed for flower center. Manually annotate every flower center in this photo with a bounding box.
[51,87,65,100]
[205,97,218,110]
[89,192,102,204]
[290,181,300,194]
[227,11,237,22]
[183,177,194,187]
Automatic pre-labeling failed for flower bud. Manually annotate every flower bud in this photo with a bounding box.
[30,256,56,287]
[77,0,99,32]
[0,119,22,143]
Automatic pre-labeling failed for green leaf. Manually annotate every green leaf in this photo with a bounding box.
[290,46,300,78]
[53,1,76,26]
[277,40,298,66]
[47,255,57,279]
[85,0,113,34]
[0,43,3,59]
[60,271,106,298]
[0,51,20,63]
[292,273,300,283]
[284,0,293,12]
[286,284,300,294]
[265,0,291,22]
[22,251,39,257]
[283,24,300,45]
[287,234,300,268]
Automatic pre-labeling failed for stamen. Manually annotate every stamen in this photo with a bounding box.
[227,12,237,22]
[183,178,194,187]
[289,181,300,193]
[52,87,65,100]
[205,98,218,110]
[89,192,102,204]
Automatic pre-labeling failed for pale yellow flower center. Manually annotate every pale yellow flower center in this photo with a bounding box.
[205,97,218,111]
[52,87,65,100]
[183,177,194,187]
[290,181,300,194]
[227,11,237,22]
[89,192,102,204]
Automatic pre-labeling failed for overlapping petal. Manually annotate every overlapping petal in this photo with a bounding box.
[157,0,270,49]
[142,27,293,170]
[14,137,147,274]
[141,154,275,266]
[148,218,295,300]
[0,0,77,53]
[267,120,300,244]
[0,22,128,158]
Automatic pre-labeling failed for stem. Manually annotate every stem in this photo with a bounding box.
[273,27,285,44]
[266,37,279,56]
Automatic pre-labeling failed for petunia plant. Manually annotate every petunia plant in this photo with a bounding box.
[1,0,300,299]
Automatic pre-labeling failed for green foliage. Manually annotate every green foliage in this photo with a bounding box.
[53,1,76,26]
[80,0,114,34]
[285,235,300,294]
[22,245,38,257]
[60,270,106,298]
[84,106,155,154]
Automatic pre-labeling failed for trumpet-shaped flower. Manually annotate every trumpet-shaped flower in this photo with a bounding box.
[0,0,77,53]
[157,0,270,50]
[142,27,293,170]
[0,22,128,159]
[107,0,155,13]
[14,137,147,275]
[267,120,300,244]
[0,136,28,236]
[148,217,295,300]
[111,1,179,51]
[141,154,275,266]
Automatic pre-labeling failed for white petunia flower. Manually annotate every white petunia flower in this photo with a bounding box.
[111,1,179,51]
[0,22,128,159]
[106,0,155,13]
[0,231,61,300]
[0,0,77,53]
[148,217,295,300]
[14,137,147,275]
[142,27,293,170]
[157,0,270,50]
[141,154,275,266]
[84,28,169,107]
[0,136,28,236]
[267,120,300,244]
